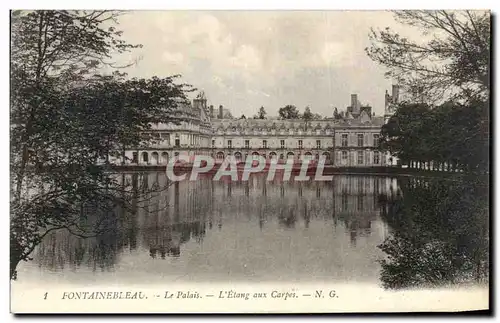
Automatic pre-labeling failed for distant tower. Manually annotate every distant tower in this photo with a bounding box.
[384,85,399,124]
[218,105,224,119]
[383,85,400,166]
[350,93,360,116]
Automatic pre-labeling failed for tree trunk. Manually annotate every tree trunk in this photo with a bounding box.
[16,12,46,202]
[121,144,126,166]
[10,238,23,280]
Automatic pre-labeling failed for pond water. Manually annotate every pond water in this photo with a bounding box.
[15,172,489,289]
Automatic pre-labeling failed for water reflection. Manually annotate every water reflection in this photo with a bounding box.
[377,176,489,289]
[24,173,392,282]
[21,172,488,287]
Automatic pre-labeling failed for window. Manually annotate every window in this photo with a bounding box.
[373,134,380,147]
[164,132,170,144]
[358,151,364,165]
[374,151,380,164]
[342,151,348,160]
[245,140,250,149]
[228,140,232,149]
[357,134,364,147]
[341,134,348,147]
[263,140,267,148]
[342,193,348,211]
[212,139,215,148]
[280,140,285,149]
[175,138,180,147]
[298,140,303,149]
[316,140,321,149]
[357,177,364,192]
[357,195,364,211]
[132,152,138,163]
[161,152,168,164]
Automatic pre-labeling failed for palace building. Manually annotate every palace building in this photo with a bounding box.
[119,87,400,167]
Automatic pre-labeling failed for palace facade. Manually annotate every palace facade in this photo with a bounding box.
[120,86,400,167]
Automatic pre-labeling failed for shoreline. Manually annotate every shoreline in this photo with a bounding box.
[108,164,486,179]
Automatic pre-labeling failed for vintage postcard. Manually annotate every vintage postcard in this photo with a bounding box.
[10,9,490,314]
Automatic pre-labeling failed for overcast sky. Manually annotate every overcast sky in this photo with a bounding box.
[111,11,415,118]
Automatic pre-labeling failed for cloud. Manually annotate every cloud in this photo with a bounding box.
[112,11,413,118]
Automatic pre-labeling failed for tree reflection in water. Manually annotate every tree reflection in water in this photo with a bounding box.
[25,172,488,288]
[32,173,388,274]
[377,176,489,289]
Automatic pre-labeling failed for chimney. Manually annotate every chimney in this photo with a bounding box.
[392,85,399,103]
[219,105,223,119]
[351,94,359,113]
[209,105,214,118]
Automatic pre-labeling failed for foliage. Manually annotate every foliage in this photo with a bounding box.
[333,107,340,119]
[377,176,489,289]
[257,106,267,119]
[302,106,313,121]
[380,100,489,173]
[366,10,490,103]
[10,10,192,279]
[278,105,300,119]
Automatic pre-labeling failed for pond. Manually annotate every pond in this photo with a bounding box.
[15,172,489,289]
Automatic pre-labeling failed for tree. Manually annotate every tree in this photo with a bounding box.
[333,107,341,119]
[302,106,313,130]
[302,106,313,120]
[380,102,433,166]
[377,176,488,289]
[257,106,267,119]
[380,100,488,173]
[369,10,489,174]
[278,105,300,119]
[10,10,192,279]
[366,10,490,103]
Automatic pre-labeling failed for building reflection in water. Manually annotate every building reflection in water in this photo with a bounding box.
[31,172,396,274]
